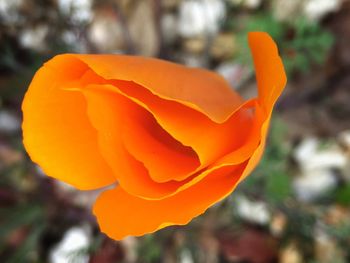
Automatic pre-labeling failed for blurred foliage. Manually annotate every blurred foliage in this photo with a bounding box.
[227,10,334,76]
[137,235,162,263]
[238,117,292,204]
[335,184,350,205]
[0,204,45,262]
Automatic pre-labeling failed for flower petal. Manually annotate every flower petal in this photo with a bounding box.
[72,54,243,123]
[93,164,245,240]
[22,56,115,190]
[248,32,287,109]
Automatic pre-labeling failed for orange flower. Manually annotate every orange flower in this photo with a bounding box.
[22,32,286,240]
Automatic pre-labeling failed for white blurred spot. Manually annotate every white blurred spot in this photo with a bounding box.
[19,25,49,52]
[235,195,271,225]
[293,137,319,168]
[303,0,341,21]
[58,0,93,23]
[293,169,337,202]
[0,0,22,24]
[88,10,125,53]
[293,137,347,202]
[0,111,21,134]
[49,226,91,263]
[294,137,347,172]
[178,0,225,37]
[180,249,194,263]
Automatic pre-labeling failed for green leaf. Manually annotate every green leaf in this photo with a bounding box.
[266,172,292,203]
[138,235,162,263]
[336,184,350,205]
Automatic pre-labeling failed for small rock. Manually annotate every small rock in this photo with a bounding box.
[49,226,91,263]
[272,0,303,22]
[210,32,236,60]
[235,195,271,225]
[304,148,347,171]
[182,36,207,53]
[180,249,194,263]
[0,111,21,134]
[303,0,342,21]
[88,8,126,53]
[57,0,93,23]
[279,242,303,263]
[293,169,337,202]
[294,137,347,172]
[270,212,287,237]
[0,0,23,24]
[61,30,87,53]
[178,0,225,37]
[293,137,319,169]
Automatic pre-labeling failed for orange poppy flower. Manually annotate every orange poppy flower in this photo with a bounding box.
[22,32,286,240]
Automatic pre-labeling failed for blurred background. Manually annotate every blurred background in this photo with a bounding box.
[1,0,350,262]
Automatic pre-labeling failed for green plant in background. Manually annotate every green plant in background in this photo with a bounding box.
[238,116,292,204]
[284,18,334,74]
[232,12,334,76]
[336,184,350,206]
[137,235,162,263]
[260,117,291,203]
[0,204,46,263]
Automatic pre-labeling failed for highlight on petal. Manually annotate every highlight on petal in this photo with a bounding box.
[73,54,243,123]
[22,56,116,190]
